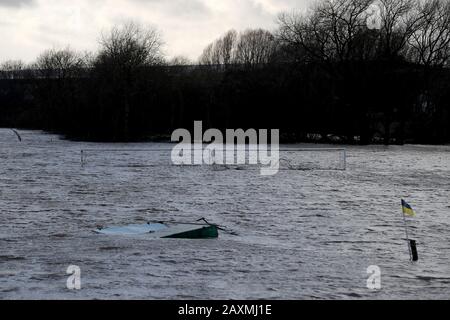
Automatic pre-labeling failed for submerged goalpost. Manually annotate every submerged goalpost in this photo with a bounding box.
[80,147,347,171]
[274,148,346,171]
[279,148,347,171]
[207,148,347,171]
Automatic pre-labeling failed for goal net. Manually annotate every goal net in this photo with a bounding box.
[209,148,347,171]
[80,147,347,171]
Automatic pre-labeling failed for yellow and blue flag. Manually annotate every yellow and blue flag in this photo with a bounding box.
[402,199,416,217]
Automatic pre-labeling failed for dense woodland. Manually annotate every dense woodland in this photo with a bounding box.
[1,0,450,144]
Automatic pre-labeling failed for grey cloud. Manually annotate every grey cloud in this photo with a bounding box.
[0,0,35,7]
[169,0,210,17]
[132,0,211,17]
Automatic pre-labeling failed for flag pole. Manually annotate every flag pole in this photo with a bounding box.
[401,202,413,261]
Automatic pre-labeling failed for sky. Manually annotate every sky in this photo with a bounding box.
[0,0,312,63]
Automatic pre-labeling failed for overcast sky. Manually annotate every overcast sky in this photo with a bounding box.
[0,0,312,63]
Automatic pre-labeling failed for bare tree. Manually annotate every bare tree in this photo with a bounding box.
[168,55,192,66]
[0,60,26,79]
[93,22,165,141]
[278,11,318,62]
[219,30,238,65]
[234,29,277,65]
[198,30,237,65]
[199,28,276,66]
[317,0,373,61]
[408,0,450,67]
[34,48,86,79]
[199,43,215,65]
[96,22,164,69]
[278,0,373,63]
[377,0,422,58]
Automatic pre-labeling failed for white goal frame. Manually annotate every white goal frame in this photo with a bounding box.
[80,147,347,171]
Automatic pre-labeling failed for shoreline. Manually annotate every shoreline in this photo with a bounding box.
[2,127,450,146]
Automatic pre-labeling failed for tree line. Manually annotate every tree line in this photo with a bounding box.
[1,0,450,144]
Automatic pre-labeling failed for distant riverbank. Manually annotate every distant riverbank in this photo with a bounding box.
[4,127,448,146]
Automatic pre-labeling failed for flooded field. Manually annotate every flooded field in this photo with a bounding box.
[1,129,450,299]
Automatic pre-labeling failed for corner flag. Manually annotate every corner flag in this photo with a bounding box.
[402,199,416,217]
